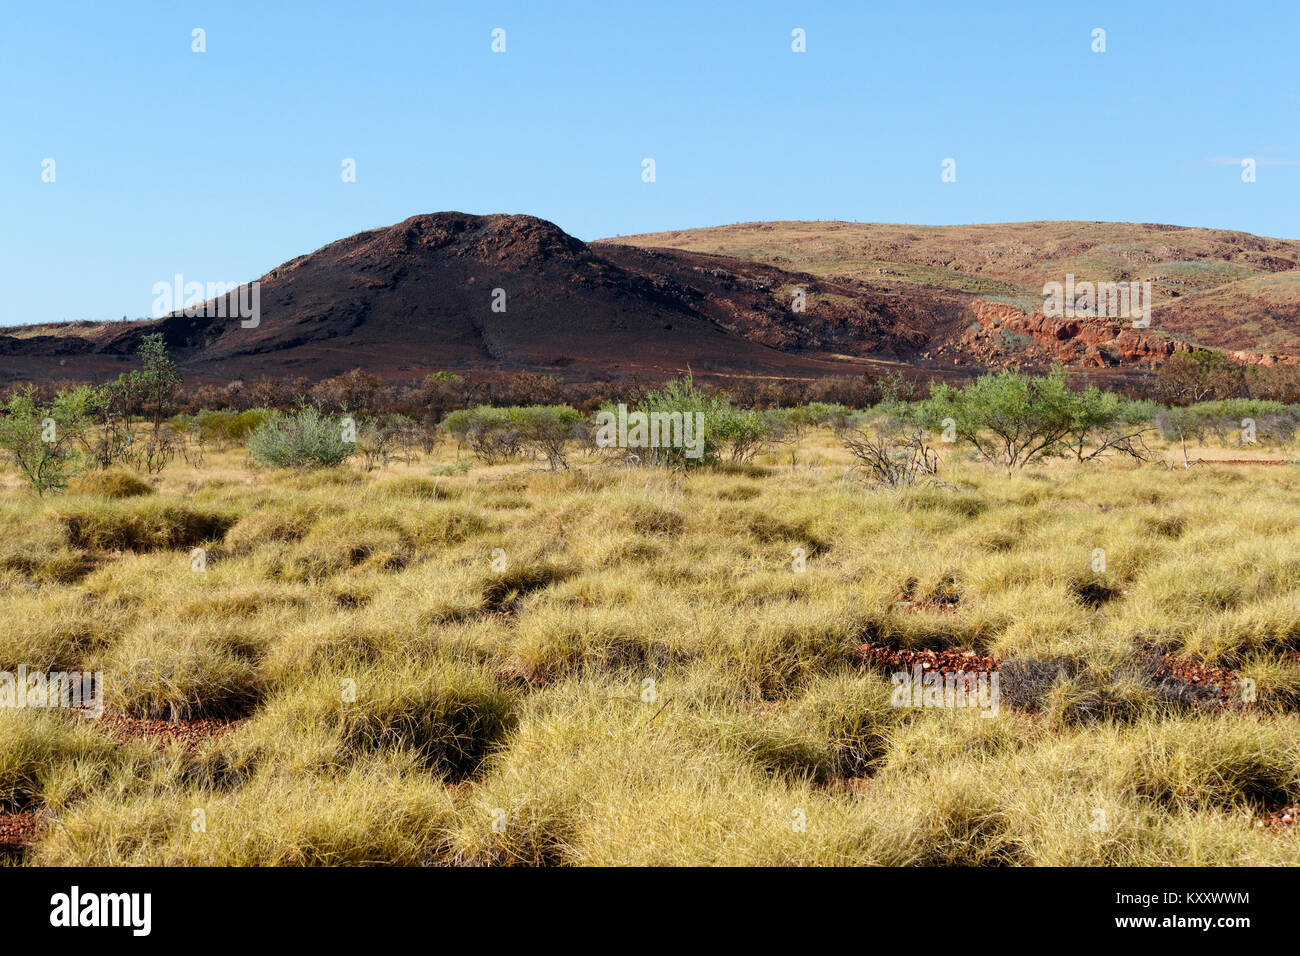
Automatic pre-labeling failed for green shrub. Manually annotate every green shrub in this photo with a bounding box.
[443,405,585,469]
[247,407,355,469]
[713,408,783,462]
[0,386,96,495]
[1157,399,1298,444]
[596,374,730,468]
[920,368,1140,468]
[187,408,273,444]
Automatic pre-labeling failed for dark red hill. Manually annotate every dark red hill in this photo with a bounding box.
[0,213,962,385]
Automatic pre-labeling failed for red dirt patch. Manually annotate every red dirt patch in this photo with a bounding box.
[493,659,548,687]
[1154,654,1238,705]
[856,642,1000,675]
[0,811,47,857]
[91,712,244,748]
[859,644,1241,710]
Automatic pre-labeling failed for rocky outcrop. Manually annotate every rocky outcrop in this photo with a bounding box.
[959,300,1193,369]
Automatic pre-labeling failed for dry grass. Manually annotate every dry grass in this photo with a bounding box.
[3,427,1300,865]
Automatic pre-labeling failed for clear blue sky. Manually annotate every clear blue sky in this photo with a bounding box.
[2,0,1297,326]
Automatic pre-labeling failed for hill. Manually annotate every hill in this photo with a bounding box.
[605,220,1300,371]
[4,215,1299,385]
[0,213,952,385]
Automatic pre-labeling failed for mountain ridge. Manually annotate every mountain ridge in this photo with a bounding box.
[3,213,1297,385]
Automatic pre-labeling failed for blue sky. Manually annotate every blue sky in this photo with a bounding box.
[2,0,1297,326]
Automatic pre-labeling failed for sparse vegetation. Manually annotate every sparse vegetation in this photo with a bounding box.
[1,373,1299,867]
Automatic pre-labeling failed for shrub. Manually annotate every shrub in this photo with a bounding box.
[189,408,272,444]
[0,386,96,495]
[1156,399,1298,445]
[921,368,1143,469]
[247,406,355,469]
[443,405,586,469]
[596,374,730,468]
[842,427,950,488]
[713,408,783,463]
[779,402,853,433]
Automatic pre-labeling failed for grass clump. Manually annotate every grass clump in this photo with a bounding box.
[103,617,266,720]
[56,499,236,552]
[66,468,154,499]
[257,662,517,780]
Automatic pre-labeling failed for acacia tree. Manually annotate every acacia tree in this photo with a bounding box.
[1156,350,1245,405]
[0,386,95,494]
[442,405,585,469]
[83,378,135,469]
[1060,385,1152,462]
[922,368,1106,470]
[136,332,182,433]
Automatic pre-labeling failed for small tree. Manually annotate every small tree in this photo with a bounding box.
[442,405,585,469]
[442,407,527,464]
[0,387,95,495]
[519,406,586,470]
[921,368,1080,470]
[606,373,729,468]
[82,380,135,470]
[1156,350,1244,405]
[136,333,182,433]
[1060,386,1152,462]
[713,408,781,463]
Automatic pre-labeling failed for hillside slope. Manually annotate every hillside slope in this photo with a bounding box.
[604,220,1300,369]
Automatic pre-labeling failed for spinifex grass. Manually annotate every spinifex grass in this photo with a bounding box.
[2,427,1299,865]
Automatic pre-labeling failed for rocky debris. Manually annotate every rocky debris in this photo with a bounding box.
[856,642,1000,676]
[1152,654,1238,707]
[1257,804,1299,828]
[960,300,1192,370]
[895,598,961,614]
[0,811,46,857]
[92,712,243,748]
[859,644,1241,715]
[1228,350,1300,367]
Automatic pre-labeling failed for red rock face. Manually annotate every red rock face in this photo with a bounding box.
[1227,350,1300,367]
[958,300,1195,370]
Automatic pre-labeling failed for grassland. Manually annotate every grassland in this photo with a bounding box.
[3,429,1300,866]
